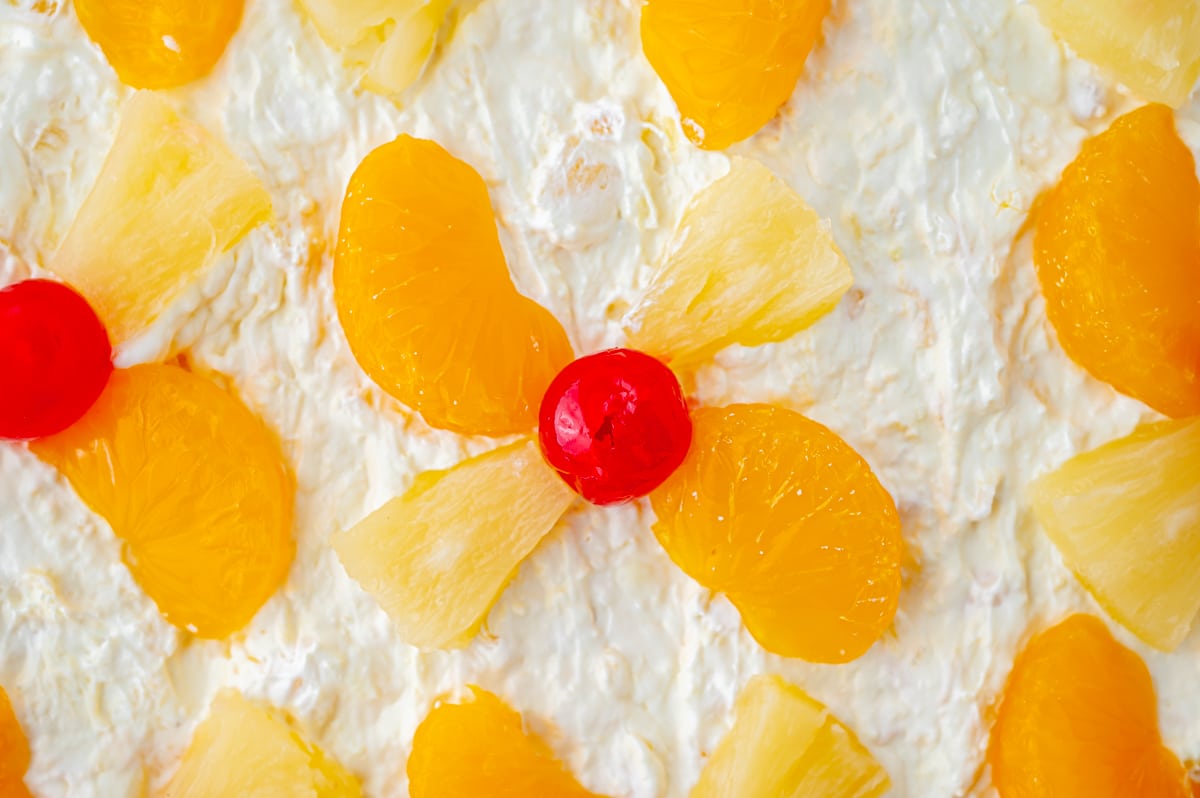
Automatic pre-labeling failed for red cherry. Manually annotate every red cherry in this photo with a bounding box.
[538,348,692,505]
[0,279,113,440]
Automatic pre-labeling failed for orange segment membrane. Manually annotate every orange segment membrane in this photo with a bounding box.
[641,0,831,149]
[0,688,32,798]
[1033,103,1200,418]
[408,687,602,798]
[989,614,1189,798]
[650,404,904,664]
[334,135,574,436]
[32,364,294,639]
[74,0,244,89]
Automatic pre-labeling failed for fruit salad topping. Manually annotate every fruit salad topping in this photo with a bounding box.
[538,348,692,505]
[330,138,883,658]
[0,279,112,441]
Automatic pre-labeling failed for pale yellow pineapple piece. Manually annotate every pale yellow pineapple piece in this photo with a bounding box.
[1031,417,1200,651]
[624,158,852,367]
[53,92,271,343]
[296,0,451,94]
[1032,0,1200,107]
[332,438,576,650]
[163,691,362,798]
[693,675,889,798]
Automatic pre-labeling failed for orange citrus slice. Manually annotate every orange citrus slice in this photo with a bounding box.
[408,687,601,797]
[1034,103,1200,418]
[0,688,31,798]
[641,0,831,149]
[989,614,1189,798]
[334,135,574,436]
[650,404,904,663]
[74,0,244,89]
[31,364,294,638]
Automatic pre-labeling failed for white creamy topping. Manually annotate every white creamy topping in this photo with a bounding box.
[0,0,1198,796]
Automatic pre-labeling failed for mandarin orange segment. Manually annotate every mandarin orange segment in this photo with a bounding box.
[1033,103,1200,418]
[989,614,1189,798]
[408,687,602,798]
[641,0,831,150]
[0,688,32,798]
[650,404,904,664]
[31,364,294,639]
[334,135,574,436]
[74,0,243,89]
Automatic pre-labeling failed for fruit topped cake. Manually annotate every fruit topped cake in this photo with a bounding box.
[0,0,1198,796]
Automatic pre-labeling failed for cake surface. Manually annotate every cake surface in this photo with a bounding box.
[1,0,1199,796]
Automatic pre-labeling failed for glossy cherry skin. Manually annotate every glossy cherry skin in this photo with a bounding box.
[0,279,113,440]
[538,348,693,505]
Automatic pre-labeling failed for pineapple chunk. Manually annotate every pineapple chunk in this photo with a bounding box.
[296,0,451,94]
[1032,0,1200,107]
[53,92,271,343]
[1030,418,1200,651]
[624,158,853,367]
[332,438,576,650]
[693,675,889,798]
[163,691,362,797]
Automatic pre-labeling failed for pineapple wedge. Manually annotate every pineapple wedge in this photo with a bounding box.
[624,158,852,367]
[1030,418,1200,651]
[693,675,889,798]
[332,438,576,650]
[1032,0,1200,107]
[53,92,271,343]
[296,0,451,94]
[163,691,362,797]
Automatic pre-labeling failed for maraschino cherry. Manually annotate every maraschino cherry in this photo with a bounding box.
[538,348,692,505]
[0,279,113,440]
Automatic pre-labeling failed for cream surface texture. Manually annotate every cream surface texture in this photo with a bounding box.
[1,0,1199,796]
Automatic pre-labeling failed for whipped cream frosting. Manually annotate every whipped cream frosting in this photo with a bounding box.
[1,0,1199,795]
